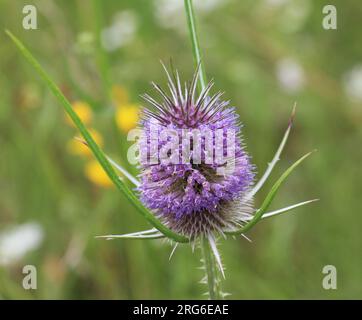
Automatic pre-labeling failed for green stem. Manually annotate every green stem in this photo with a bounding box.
[184,0,222,299]
[201,237,221,300]
[184,0,207,93]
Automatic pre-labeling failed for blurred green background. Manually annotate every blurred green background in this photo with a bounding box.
[0,0,361,299]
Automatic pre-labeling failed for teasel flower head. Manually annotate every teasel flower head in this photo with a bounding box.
[137,65,255,239]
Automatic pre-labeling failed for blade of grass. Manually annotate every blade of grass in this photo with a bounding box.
[226,151,315,235]
[6,30,188,244]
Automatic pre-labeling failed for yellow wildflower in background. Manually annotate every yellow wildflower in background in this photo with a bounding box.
[115,104,139,132]
[84,160,113,188]
[65,101,92,126]
[67,128,103,157]
[65,100,113,189]
[111,85,139,132]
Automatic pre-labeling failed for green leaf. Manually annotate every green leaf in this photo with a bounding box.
[6,30,189,244]
[226,151,315,235]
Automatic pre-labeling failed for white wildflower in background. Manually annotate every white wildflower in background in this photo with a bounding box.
[101,11,137,52]
[195,0,223,12]
[263,0,311,33]
[343,64,362,102]
[279,0,311,33]
[0,222,44,266]
[155,0,225,30]
[276,58,305,93]
[74,32,95,55]
[155,0,185,31]
[264,0,288,7]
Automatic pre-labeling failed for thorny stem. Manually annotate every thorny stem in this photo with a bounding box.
[184,0,223,299]
[201,237,222,300]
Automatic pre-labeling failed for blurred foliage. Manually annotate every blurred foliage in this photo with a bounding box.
[0,0,361,299]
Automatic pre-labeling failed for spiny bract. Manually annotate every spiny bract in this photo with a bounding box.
[137,65,255,239]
